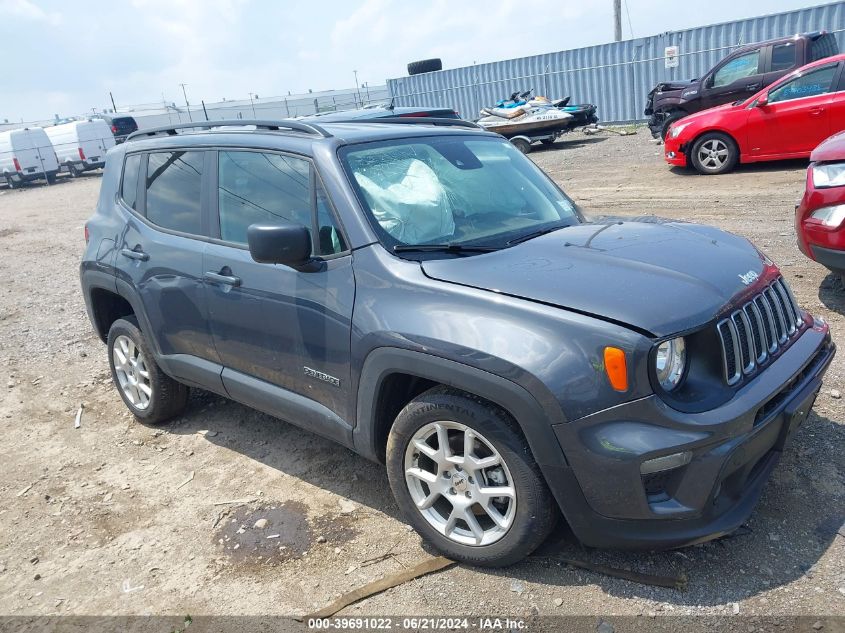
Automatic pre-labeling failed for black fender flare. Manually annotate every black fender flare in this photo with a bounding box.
[114,277,163,357]
[79,264,119,342]
[353,347,568,468]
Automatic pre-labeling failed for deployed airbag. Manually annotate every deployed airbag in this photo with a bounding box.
[354,158,455,244]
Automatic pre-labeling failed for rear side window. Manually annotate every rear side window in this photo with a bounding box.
[121,154,141,210]
[217,150,311,245]
[713,51,760,88]
[768,64,838,103]
[770,43,797,72]
[145,151,204,235]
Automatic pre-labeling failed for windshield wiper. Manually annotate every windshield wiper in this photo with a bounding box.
[506,224,572,246]
[393,243,499,253]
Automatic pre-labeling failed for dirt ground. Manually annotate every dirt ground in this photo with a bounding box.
[0,131,842,628]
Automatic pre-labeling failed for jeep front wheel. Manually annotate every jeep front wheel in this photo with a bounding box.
[107,317,188,424]
[386,387,556,566]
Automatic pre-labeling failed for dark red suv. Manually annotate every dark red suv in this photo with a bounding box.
[796,131,845,276]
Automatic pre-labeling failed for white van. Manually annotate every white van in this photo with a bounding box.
[0,127,59,188]
[44,119,115,178]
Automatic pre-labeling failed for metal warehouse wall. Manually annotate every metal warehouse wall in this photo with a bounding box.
[386,2,845,124]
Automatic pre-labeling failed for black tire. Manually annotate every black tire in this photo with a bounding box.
[6,174,20,189]
[68,164,81,178]
[689,131,739,175]
[659,111,687,141]
[407,58,442,75]
[540,138,555,146]
[386,386,557,567]
[510,137,532,154]
[46,173,57,185]
[107,317,188,424]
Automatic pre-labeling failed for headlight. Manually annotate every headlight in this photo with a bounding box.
[812,163,845,188]
[655,337,686,391]
[668,122,690,139]
[810,204,845,227]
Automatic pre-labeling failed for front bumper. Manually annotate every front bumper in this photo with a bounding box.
[547,322,834,549]
[663,136,688,167]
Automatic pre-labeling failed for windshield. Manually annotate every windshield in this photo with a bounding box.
[340,136,580,253]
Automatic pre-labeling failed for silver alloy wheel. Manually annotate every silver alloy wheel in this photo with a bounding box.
[697,139,729,170]
[112,335,152,410]
[404,421,516,546]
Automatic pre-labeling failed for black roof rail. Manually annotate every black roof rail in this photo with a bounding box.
[331,117,483,130]
[125,119,332,142]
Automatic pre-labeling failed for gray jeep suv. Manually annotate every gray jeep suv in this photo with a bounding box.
[80,119,834,566]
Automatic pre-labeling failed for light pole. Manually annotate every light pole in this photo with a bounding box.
[248,92,257,117]
[179,83,193,122]
[353,70,362,107]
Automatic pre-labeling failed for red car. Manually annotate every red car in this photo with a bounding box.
[665,53,845,175]
[796,130,845,275]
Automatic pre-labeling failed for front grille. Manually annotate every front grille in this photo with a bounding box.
[716,277,803,385]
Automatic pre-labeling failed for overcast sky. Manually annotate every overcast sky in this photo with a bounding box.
[0,0,835,121]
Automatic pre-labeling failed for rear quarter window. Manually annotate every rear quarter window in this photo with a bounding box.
[121,154,141,210]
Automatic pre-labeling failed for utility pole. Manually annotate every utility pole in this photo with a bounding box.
[613,0,622,42]
[179,83,193,122]
[353,70,362,107]
[248,92,257,117]
[109,92,117,113]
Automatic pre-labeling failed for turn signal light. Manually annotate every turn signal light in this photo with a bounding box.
[603,347,628,392]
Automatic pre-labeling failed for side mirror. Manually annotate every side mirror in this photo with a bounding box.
[756,93,769,107]
[704,75,714,89]
[247,223,311,266]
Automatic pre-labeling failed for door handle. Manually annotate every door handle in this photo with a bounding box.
[809,107,825,116]
[120,248,149,261]
[204,271,241,287]
[746,83,761,91]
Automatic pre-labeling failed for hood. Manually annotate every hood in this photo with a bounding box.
[655,79,698,93]
[421,220,770,336]
[671,101,737,127]
[811,130,845,163]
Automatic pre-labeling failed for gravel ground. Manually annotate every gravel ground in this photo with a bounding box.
[0,132,842,629]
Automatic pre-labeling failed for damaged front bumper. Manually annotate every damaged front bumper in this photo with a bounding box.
[546,322,834,549]
[663,135,688,167]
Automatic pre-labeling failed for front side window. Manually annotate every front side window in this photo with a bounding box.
[768,64,838,103]
[218,151,311,245]
[770,43,797,72]
[712,51,760,88]
[121,153,141,210]
[341,136,579,251]
[145,151,204,234]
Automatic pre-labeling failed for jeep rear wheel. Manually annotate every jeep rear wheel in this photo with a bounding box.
[107,317,188,424]
[690,132,738,175]
[386,387,556,566]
